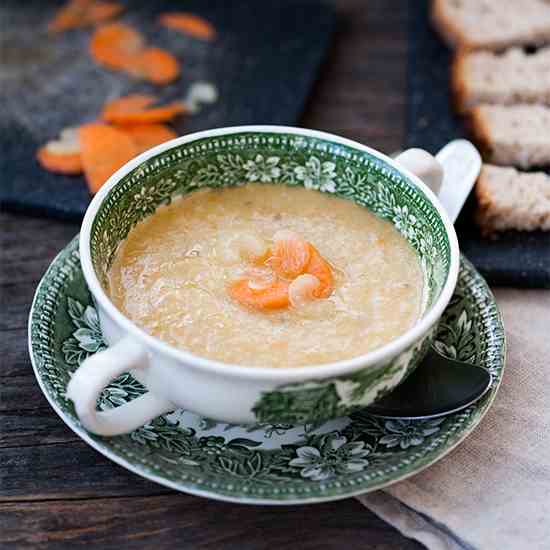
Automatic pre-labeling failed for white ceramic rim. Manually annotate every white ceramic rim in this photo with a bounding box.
[79,125,460,382]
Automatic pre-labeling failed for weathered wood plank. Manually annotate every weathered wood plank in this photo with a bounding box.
[1,328,32,378]
[1,441,172,501]
[0,282,38,331]
[301,0,407,153]
[0,375,49,412]
[0,409,80,448]
[0,495,423,550]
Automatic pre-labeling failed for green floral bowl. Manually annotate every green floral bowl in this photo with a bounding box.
[67,126,459,436]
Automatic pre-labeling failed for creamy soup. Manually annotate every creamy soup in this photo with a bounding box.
[107,184,424,367]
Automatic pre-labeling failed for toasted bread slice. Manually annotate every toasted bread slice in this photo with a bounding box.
[432,0,550,50]
[469,104,550,168]
[453,47,550,112]
[476,164,550,233]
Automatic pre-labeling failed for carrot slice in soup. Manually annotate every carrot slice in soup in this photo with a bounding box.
[79,123,138,194]
[159,12,217,40]
[129,47,181,85]
[89,23,145,71]
[101,94,157,121]
[228,279,290,311]
[270,233,311,280]
[117,124,177,153]
[304,245,334,299]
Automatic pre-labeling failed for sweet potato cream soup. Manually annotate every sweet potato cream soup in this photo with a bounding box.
[107,184,424,367]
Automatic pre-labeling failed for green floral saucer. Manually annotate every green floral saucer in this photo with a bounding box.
[29,236,505,504]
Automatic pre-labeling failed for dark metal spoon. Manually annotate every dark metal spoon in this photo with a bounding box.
[363,347,492,419]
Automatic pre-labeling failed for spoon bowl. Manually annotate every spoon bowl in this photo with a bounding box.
[364,347,492,419]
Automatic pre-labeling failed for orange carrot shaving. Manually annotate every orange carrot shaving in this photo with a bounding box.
[159,12,217,41]
[36,127,83,175]
[228,279,290,311]
[270,235,311,280]
[129,47,181,85]
[227,229,334,311]
[87,1,124,24]
[48,0,89,33]
[89,24,180,84]
[36,147,83,175]
[304,245,334,298]
[48,0,124,34]
[79,123,138,194]
[103,101,186,124]
[101,94,157,120]
[89,23,145,71]
[117,124,177,153]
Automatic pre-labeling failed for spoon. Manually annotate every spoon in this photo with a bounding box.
[363,347,492,419]
[369,140,487,419]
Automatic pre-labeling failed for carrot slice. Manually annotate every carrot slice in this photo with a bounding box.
[159,12,217,41]
[103,101,186,124]
[36,127,83,175]
[79,123,138,194]
[49,0,124,34]
[228,279,290,311]
[90,23,180,85]
[101,94,157,121]
[87,1,124,24]
[36,146,83,175]
[129,47,181,85]
[117,124,177,153]
[89,23,145,71]
[305,245,334,299]
[270,234,311,280]
[48,0,89,33]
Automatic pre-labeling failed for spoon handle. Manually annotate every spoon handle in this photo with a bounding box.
[435,139,482,223]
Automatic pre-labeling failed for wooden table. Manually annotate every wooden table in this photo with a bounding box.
[1,1,424,548]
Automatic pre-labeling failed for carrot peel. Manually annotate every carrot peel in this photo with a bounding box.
[116,124,177,153]
[159,12,217,41]
[48,0,124,34]
[79,123,139,194]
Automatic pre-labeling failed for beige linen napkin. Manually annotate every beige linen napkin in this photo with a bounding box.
[357,288,550,550]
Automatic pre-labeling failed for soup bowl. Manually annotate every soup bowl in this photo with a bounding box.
[67,125,459,435]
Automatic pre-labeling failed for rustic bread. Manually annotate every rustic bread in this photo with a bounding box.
[453,47,550,111]
[476,164,550,233]
[469,104,550,168]
[432,0,550,50]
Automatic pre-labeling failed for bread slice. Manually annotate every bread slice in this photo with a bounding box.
[432,0,550,51]
[469,104,550,168]
[476,164,550,233]
[453,47,550,111]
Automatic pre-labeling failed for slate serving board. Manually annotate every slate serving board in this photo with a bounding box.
[0,0,334,220]
[407,0,550,288]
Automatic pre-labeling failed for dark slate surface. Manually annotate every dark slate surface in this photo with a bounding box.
[407,0,550,288]
[0,0,334,221]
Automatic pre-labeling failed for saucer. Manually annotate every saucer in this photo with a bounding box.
[29,236,505,504]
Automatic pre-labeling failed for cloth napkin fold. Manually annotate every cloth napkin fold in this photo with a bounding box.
[357,288,550,550]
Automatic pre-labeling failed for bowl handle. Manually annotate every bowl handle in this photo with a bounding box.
[394,140,481,223]
[66,336,174,436]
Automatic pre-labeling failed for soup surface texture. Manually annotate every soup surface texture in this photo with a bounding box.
[107,184,424,367]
